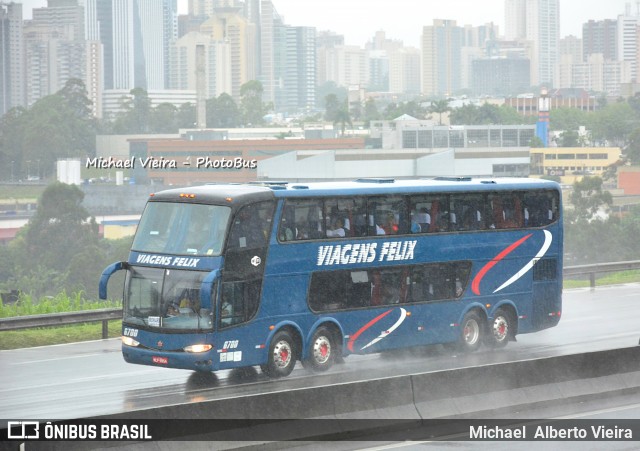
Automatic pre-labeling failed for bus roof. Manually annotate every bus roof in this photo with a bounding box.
[149,178,560,205]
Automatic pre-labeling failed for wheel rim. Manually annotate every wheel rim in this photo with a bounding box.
[312,336,331,365]
[273,340,292,369]
[463,318,480,345]
[493,316,508,342]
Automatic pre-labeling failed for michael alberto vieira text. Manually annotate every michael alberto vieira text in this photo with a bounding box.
[86,156,258,169]
[470,424,633,440]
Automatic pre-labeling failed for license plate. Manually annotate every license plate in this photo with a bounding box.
[152,356,168,364]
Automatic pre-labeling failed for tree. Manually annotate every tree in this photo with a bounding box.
[550,107,590,132]
[559,130,580,147]
[332,103,352,137]
[240,80,269,126]
[149,103,178,133]
[590,102,637,145]
[429,99,451,125]
[208,93,241,128]
[363,97,381,126]
[567,176,613,224]
[176,103,197,129]
[0,106,27,180]
[112,88,152,133]
[23,183,98,269]
[624,127,640,164]
[324,93,341,122]
[316,81,347,110]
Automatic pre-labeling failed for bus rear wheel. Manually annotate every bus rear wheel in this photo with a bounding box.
[261,330,297,378]
[486,308,513,348]
[457,311,483,352]
[304,327,335,372]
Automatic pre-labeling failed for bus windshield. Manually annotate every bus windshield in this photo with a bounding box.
[124,267,214,331]
[132,202,231,256]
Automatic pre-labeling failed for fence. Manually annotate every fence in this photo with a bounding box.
[1,261,639,337]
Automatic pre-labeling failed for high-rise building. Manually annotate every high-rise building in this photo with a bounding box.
[504,0,526,40]
[617,4,640,81]
[280,26,316,113]
[0,2,24,115]
[86,0,176,91]
[251,0,317,113]
[200,5,255,100]
[471,57,530,96]
[504,0,559,87]
[421,19,463,96]
[24,0,86,106]
[315,31,344,88]
[583,19,617,62]
[388,47,420,96]
[325,45,369,89]
[169,31,232,99]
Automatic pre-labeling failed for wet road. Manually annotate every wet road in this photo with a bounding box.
[1,284,638,420]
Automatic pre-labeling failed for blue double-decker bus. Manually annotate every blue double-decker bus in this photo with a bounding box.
[100,178,562,377]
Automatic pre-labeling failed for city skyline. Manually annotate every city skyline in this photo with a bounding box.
[269,0,636,47]
[15,0,639,46]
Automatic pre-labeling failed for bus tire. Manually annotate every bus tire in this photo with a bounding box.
[261,330,297,378]
[304,326,335,372]
[457,310,483,352]
[486,308,514,348]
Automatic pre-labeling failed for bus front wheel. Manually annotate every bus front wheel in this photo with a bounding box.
[304,327,336,372]
[261,330,298,378]
[486,308,514,348]
[457,311,483,352]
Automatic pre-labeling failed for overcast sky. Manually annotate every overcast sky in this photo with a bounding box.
[17,0,637,47]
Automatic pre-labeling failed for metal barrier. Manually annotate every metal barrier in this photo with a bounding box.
[1,260,639,335]
[0,308,122,338]
[563,260,640,290]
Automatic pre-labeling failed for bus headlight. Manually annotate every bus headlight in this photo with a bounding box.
[184,344,213,353]
[122,336,140,347]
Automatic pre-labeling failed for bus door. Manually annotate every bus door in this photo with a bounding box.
[217,201,275,367]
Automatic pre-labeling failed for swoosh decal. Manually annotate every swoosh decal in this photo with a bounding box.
[471,234,533,295]
[360,308,408,350]
[493,230,553,293]
[347,309,392,352]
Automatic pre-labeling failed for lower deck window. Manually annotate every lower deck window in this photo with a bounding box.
[308,261,471,312]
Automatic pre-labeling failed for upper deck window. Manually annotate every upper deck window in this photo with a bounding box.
[132,202,231,257]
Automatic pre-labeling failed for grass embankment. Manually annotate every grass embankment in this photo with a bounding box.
[0,292,121,350]
[0,185,45,201]
[563,270,640,289]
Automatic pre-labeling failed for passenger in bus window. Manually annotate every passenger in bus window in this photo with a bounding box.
[382,285,400,304]
[178,289,200,313]
[166,302,180,317]
[326,218,346,238]
[296,223,310,240]
[414,207,431,231]
[410,211,422,233]
[382,213,398,234]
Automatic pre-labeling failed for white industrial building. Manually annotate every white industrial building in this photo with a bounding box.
[258,120,535,182]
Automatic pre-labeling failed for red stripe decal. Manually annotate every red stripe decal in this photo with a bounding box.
[347,309,393,352]
[471,234,532,295]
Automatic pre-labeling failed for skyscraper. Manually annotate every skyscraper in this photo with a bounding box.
[200,4,255,100]
[617,3,640,81]
[0,2,24,115]
[85,0,176,91]
[24,0,86,105]
[583,19,617,62]
[504,0,559,86]
[421,19,463,96]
